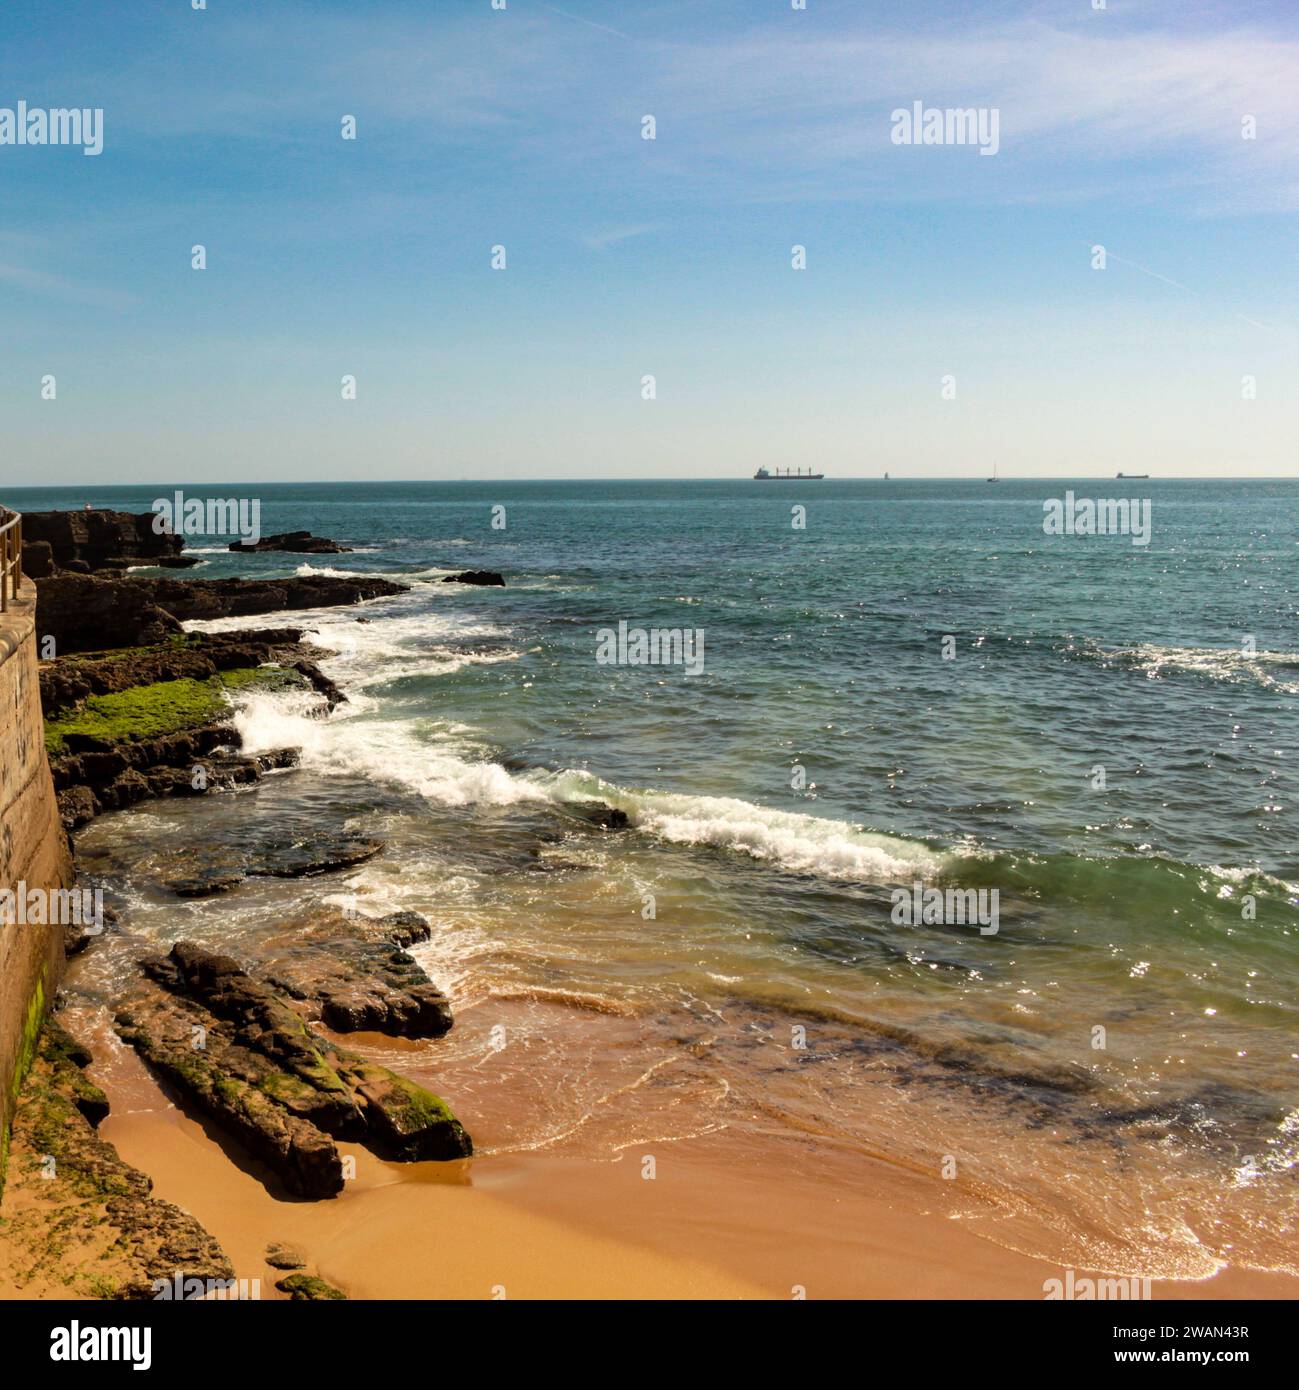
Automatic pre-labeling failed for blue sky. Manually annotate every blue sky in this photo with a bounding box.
[2,0,1297,484]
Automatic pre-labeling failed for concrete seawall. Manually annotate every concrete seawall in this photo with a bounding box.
[0,573,72,1189]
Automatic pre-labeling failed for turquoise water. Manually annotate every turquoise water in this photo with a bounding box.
[19,478,1299,1278]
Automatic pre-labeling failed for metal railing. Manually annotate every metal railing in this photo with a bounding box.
[0,508,22,613]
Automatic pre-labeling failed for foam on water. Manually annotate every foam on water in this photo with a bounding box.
[231,685,941,881]
[1078,639,1299,694]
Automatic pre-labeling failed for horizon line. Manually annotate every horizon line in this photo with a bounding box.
[6,475,1299,493]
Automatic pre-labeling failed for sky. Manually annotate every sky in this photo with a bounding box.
[1,0,1297,484]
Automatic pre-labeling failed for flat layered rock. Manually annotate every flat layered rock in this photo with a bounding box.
[114,943,471,1199]
[258,910,453,1039]
[37,572,407,654]
[248,834,385,879]
[161,834,385,896]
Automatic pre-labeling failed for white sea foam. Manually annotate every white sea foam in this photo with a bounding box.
[212,582,941,882]
[532,770,944,879]
[1087,640,1299,695]
[229,683,941,882]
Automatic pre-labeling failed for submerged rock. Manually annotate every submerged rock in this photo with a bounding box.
[248,834,385,879]
[570,801,632,832]
[230,532,352,554]
[160,835,385,898]
[442,570,505,586]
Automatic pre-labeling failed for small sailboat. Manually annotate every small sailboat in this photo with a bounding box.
[987,462,999,482]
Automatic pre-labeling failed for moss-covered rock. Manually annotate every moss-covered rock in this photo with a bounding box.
[276,1273,347,1300]
[44,667,305,755]
[0,1019,232,1298]
[113,943,471,1201]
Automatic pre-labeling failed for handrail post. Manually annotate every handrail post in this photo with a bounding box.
[0,508,20,612]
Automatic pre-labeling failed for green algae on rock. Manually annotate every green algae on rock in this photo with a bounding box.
[44,667,307,755]
[113,943,472,1200]
[0,1019,232,1299]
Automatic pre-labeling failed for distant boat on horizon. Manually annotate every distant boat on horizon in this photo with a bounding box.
[754,467,824,480]
[1116,472,1150,479]
[987,462,999,482]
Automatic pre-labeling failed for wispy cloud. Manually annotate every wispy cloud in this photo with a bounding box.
[0,261,134,310]
[579,224,657,251]
[52,6,1299,211]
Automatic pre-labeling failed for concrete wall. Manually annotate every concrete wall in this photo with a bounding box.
[0,573,71,1190]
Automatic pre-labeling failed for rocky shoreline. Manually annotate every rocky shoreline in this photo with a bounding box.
[3,509,481,1299]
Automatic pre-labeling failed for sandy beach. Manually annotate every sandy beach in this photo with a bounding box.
[3,1003,1280,1303]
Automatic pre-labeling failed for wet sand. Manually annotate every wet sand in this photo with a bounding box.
[76,1011,1299,1301]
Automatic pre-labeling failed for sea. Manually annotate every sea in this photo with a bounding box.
[10,477,1298,1281]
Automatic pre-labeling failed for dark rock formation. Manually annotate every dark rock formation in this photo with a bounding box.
[52,732,300,832]
[257,909,453,1039]
[115,944,471,1199]
[161,835,385,897]
[36,573,183,653]
[249,834,385,879]
[22,509,186,573]
[36,572,407,655]
[570,801,632,831]
[442,570,505,586]
[230,532,352,554]
[39,629,335,712]
[20,539,55,578]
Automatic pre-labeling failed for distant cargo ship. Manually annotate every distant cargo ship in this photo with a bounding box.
[754,467,824,480]
[1116,472,1149,479]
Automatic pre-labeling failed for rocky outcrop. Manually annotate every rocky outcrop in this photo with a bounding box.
[21,509,187,573]
[442,570,505,586]
[162,834,385,897]
[39,629,338,712]
[53,738,300,831]
[1,1019,233,1299]
[114,944,471,1199]
[36,573,183,653]
[36,572,407,655]
[39,628,349,830]
[230,532,351,554]
[256,909,453,1038]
